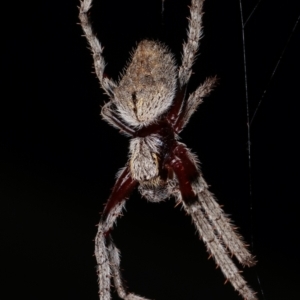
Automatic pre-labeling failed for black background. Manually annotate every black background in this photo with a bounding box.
[1,0,299,299]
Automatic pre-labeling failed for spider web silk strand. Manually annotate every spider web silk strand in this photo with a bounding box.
[238,1,252,199]
[250,13,300,125]
[244,0,263,27]
[239,1,266,299]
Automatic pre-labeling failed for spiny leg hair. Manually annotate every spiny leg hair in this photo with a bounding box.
[178,0,205,87]
[194,175,255,266]
[96,196,150,300]
[108,239,152,300]
[176,76,217,132]
[79,0,116,95]
[172,146,257,300]
[185,149,256,267]
[183,201,257,300]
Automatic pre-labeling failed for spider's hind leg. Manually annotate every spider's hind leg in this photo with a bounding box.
[79,0,116,95]
[175,76,217,132]
[178,0,205,87]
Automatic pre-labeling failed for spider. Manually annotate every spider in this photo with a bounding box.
[79,0,257,299]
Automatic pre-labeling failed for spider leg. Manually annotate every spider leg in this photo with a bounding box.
[178,0,205,87]
[172,144,256,265]
[173,144,255,266]
[182,201,257,300]
[167,76,217,133]
[175,76,217,133]
[102,102,135,136]
[96,166,150,300]
[165,84,187,127]
[193,174,256,266]
[79,0,116,96]
[107,238,152,300]
[167,143,257,300]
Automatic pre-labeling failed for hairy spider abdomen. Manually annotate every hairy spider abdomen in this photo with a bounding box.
[114,40,177,127]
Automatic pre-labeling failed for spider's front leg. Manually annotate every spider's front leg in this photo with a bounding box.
[166,143,257,300]
[96,166,150,300]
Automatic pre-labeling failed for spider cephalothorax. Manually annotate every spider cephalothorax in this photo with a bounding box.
[79,0,257,299]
